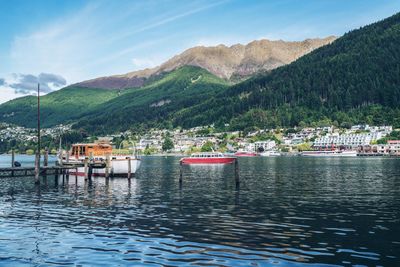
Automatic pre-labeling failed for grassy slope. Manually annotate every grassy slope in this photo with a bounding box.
[0,87,118,128]
[73,66,229,133]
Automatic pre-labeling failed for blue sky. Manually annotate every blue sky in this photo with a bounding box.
[0,0,399,103]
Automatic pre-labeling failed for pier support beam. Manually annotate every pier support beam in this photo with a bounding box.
[105,154,111,178]
[34,152,40,184]
[179,161,183,186]
[234,159,240,189]
[84,157,89,181]
[11,150,15,176]
[11,150,15,167]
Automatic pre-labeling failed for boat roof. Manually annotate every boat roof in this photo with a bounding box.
[72,143,111,147]
[191,152,223,155]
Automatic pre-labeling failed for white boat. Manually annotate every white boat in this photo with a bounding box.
[59,142,141,177]
[260,150,281,157]
[300,150,357,157]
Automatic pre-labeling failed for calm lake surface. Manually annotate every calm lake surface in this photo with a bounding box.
[0,155,399,266]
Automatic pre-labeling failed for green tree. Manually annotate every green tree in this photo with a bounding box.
[162,136,174,152]
[201,141,214,152]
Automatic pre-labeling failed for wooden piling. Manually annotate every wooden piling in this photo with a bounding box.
[127,157,131,179]
[34,152,40,184]
[11,150,15,176]
[44,149,48,167]
[234,158,240,189]
[88,165,92,180]
[43,149,48,176]
[179,161,183,185]
[11,150,15,167]
[84,157,89,180]
[105,154,111,178]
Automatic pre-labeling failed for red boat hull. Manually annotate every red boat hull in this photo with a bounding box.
[180,157,236,165]
[234,152,258,157]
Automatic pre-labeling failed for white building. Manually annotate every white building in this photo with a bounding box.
[246,140,276,152]
[313,132,385,148]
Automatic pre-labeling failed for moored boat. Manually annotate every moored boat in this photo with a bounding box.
[234,151,259,157]
[59,142,141,177]
[260,150,281,157]
[300,150,357,157]
[180,152,236,164]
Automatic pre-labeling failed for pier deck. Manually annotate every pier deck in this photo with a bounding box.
[0,165,83,178]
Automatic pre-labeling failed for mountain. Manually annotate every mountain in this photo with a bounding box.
[77,37,336,89]
[173,12,400,130]
[2,12,399,134]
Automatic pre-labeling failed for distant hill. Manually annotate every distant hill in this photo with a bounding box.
[0,87,118,128]
[77,37,335,89]
[0,66,228,130]
[173,12,400,130]
[73,66,229,134]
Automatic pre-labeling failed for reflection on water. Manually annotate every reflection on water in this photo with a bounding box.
[0,156,399,266]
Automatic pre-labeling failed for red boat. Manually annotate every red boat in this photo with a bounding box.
[234,151,259,157]
[180,152,236,164]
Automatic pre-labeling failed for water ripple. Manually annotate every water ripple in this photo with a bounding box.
[0,156,399,266]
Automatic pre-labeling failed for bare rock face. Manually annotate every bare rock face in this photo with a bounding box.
[77,36,336,89]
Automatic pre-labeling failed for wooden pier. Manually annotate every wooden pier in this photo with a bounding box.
[0,165,82,178]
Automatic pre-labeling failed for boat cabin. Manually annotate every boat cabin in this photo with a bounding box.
[71,143,112,158]
[190,152,224,158]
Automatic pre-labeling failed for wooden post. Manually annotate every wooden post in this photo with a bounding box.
[127,157,131,179]
[84,157,89,181]
[54,168,59,186]
[11,150,15,167]
[43,149,48,176]
[44,149,48,167]
[34,152,40,184]
[88,165,92,180]
[234,158,240,189]
[179,161,183,185]
[105,154,111,178]
[11,150,15,177]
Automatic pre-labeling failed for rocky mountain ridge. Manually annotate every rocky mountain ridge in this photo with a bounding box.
[77,36,336,89]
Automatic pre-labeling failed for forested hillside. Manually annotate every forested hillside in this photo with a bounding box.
[174,12,400,130]
[0,87,119,128]
[73,66,229,134]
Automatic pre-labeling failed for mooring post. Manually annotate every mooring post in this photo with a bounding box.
[54,168,59,186]
[84,157,89,181]
[179,161,183,185]
[127,157,132,179]
[43,149,48,176]
[11,150,15,177]
[235,158,240,189]
[34,152,40,184]
[88,165,92,181]
[44,149,48,167]
[105,154,111,178]
[11,150,15,167]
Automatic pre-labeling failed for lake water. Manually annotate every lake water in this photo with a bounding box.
[0,155,399,266]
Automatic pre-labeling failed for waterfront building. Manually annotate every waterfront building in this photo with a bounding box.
[313,132,385,148]
[246,140,276,152]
